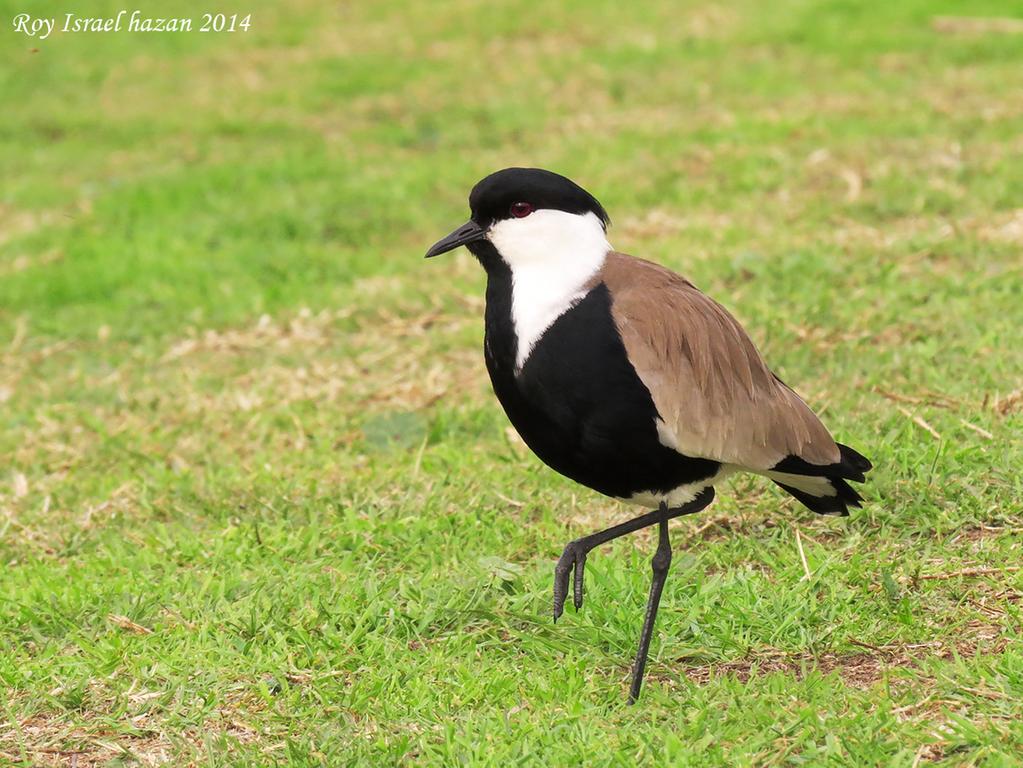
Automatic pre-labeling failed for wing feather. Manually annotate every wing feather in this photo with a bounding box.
[599,252,841,470]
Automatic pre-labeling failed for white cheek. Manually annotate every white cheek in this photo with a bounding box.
[488,210,609,268]
[488,210,611,370]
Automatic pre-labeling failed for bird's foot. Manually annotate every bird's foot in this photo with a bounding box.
[553,539,589,621]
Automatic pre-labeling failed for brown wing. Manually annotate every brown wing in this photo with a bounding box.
[599,252,841,471]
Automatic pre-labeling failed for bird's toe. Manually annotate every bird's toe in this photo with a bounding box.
[572,550,586,610]
[553,540,589,621]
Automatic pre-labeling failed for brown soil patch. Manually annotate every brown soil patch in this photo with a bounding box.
[679,633,1013,688]
[952,523,1023,543]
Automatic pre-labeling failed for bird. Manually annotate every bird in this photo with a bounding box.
[425,167,872,702]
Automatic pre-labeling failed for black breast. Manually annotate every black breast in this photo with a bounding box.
[481,262,719,500]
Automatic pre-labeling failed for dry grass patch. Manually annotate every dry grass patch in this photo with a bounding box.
[2,710,263,768]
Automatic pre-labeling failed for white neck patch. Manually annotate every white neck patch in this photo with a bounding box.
[488,210,611,370]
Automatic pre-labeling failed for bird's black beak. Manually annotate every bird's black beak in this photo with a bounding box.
[425,220,486,258]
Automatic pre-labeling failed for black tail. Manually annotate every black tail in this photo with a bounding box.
[768,443,873,516]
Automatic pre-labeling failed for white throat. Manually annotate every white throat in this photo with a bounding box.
[488,210,611,370]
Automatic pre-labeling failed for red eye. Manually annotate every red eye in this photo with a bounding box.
[509,202,534,218]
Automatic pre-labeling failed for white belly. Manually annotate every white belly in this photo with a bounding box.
[622,465,737,509]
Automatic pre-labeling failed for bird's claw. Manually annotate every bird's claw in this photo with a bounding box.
[553,540,588,621]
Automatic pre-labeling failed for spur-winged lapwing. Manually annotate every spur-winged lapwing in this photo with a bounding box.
[426,167,872,702]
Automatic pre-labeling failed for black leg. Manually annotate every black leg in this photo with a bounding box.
[552,487,714,620]
[551,487,716,702]
[629,510,672,703]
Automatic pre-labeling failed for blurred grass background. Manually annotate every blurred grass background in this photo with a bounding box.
[1,0,1022,765]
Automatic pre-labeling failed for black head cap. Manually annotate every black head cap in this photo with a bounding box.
[468,168,610,229]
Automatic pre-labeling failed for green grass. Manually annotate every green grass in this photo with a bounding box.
[2,0,1023,764]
